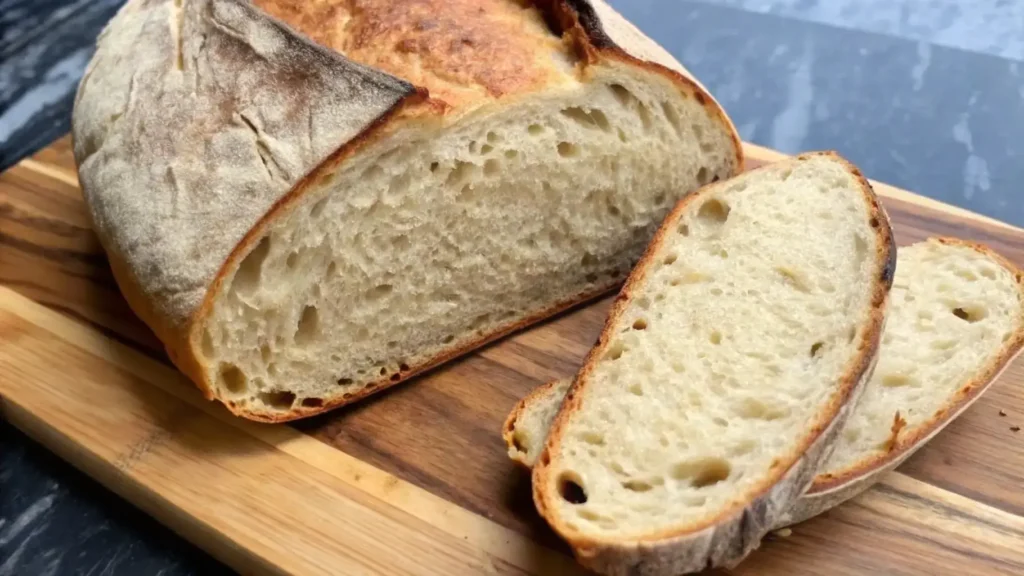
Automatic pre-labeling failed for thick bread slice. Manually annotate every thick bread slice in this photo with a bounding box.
[531,152,895,575]
[506,238,1024,530]
[72,0,741,421]
[783,237,1024,525]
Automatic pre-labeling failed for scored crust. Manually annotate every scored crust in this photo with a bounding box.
[531,152,896,574]
[72,0,742,421]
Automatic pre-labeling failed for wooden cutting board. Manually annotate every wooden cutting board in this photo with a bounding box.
[2,137,1023,576]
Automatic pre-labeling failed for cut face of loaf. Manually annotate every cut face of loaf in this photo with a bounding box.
[202,70,738,419]
[72,0,742,421]
[506,238,1024,529]
[531,152,895,575]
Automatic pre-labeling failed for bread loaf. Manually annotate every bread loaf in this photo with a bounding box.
[506,238,1024,535]
[72,0,741,421]
[531,152,895,575]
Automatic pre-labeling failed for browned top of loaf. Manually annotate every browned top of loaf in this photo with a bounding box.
[255,0,572,106]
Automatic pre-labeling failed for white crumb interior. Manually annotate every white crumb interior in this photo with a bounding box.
[197,70,737,415]
[823,240,1023,475]
[548,156,882,537]
[510,379,573,464]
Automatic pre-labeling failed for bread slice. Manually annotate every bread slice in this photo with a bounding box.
[507,238,1024,530]
[531,152,895,575]
[72,0,741,421]
[783,237,1024,525]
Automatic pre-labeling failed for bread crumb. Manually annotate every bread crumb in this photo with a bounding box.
[1011,425,1021,433]
[999,409,1007,417]
[775,528,793,538]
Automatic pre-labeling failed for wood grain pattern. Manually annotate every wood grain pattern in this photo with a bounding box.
[1,137,1023,575]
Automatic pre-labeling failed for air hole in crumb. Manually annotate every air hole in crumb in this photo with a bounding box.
[622,479,654,493]
[557,142,580,157]
[233,236,271,295]
[605,341,625,360]
[585,273,599,282]
[480,143,494,155]
[854,235,868,264]
[504,150,518,159]
[633,318,648,330]
[527,124,544,136]
[295,305,320,344]
[869,217,880,228]
[628,383,643,396]
[446,160,476,188]
[710,288,723,296]
[399,363,410,371]
[678,222,690,236]
[429,161,440,173]
[735,398,789,421]
[591,109,611,131]
[696,166,711,185]
[581,252,598,267]
[637,104,653,131]
[390,374,401,382]
[219,364,247,394]
[609,83,632,107]
[301,397,324,408]
[380,367,388,376]
[580,431,605,446]
[709,331,722,345]
[662,102,683,135]
[326,261,338,276]
[484,158,500,176]
[310,198,328,218]
[810,341,824,357]
[259,391,296,409]
[882,373,914,387]
[442,335,455,344]
[337,377,353,386]
[557,472,587,504]
[712,416,728,427]
[952,305,986,323]
[663,253,677,265]
[367,284,393,301]
[561,107,600,130]
[671,457,731,488]
[697,198,730,225]
[260,344,271,363]
[730,440,756,456]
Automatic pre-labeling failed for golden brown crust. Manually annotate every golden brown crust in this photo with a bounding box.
[254,0,570,107]
[531,151,895,571]
[808,237,1024,494]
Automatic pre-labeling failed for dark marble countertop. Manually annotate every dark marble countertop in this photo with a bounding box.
[2,0,1022,574]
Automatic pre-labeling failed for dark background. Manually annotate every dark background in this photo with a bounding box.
[1,0,1021,573]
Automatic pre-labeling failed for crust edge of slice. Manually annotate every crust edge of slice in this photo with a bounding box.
[530,151,896,573]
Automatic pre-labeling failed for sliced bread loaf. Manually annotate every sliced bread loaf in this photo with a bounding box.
[506,238,1024,530]
[531,152,895,575]
[73,0,742,421]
